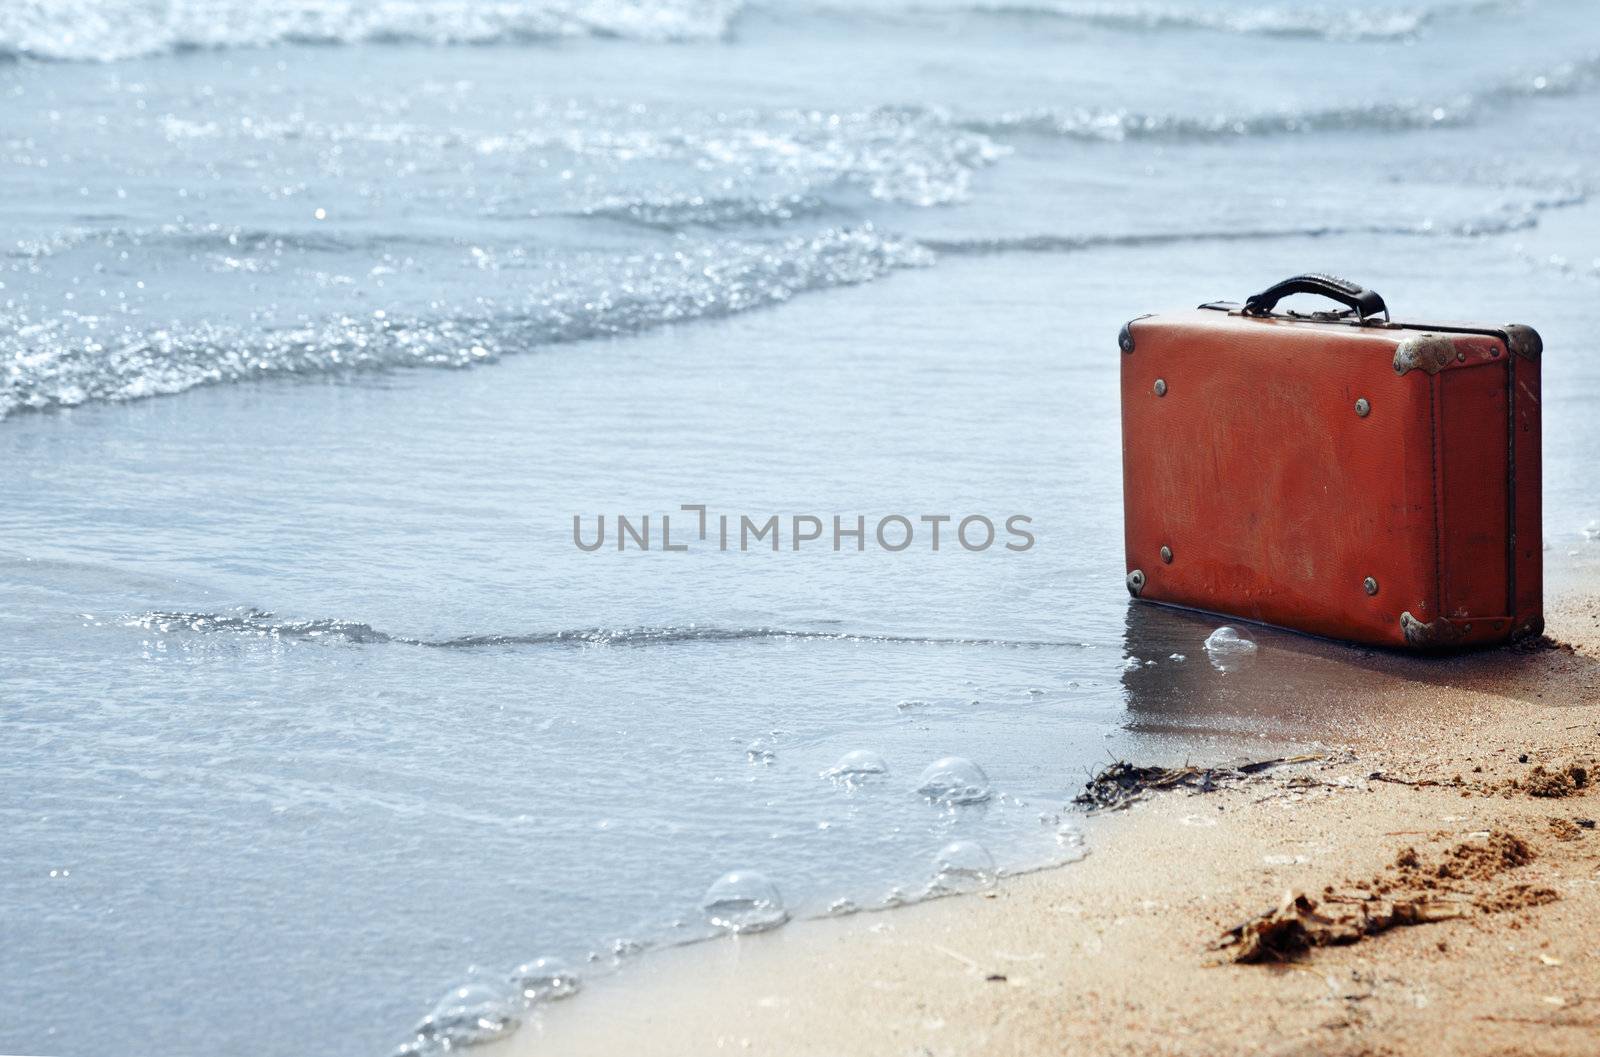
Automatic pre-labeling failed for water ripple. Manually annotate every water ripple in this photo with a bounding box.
[128,609,1096,650]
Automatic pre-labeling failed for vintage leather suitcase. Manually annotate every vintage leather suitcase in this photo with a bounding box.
[1119,274,1542,650]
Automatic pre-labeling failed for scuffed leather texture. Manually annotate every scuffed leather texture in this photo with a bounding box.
[1120,309,1542,650]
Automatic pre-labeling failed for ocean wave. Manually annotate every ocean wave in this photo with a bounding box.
[963,99,1473,140]
[581,192,834,229]
[0,225,929,419]
[938,0,1513,41]
[959,53,1600,142]
[922,198,1586,254]
[128,609,1086,649]
[131,609,395,643]
[154,106,1008,208]
[5,220,456,262]
[0,0,740,62]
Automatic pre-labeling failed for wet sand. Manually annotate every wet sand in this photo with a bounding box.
[493,590,1600,1056]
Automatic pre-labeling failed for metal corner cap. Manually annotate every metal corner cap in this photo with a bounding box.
[1118,313,1152,354]
[1502,324,1543,362]
[1392,334,1457,376]
[1399,611,1464,648]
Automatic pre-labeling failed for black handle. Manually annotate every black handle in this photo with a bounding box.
[1242,273,1388,322]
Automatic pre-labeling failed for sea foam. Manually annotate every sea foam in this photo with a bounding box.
[0,0,742,62]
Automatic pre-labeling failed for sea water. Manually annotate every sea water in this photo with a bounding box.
[4,1,1600,1054]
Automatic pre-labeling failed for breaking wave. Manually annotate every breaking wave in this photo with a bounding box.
[922,197,1587,254]
[3,182,1580,418]
[0,0,740,62]
[581,192,835,229]
[151,105,1008,208]
[0,0,1516,62]
[958,53,1600,142]
[940,0,1514,41]
[0,226,930,419]
[129,609,1090,649]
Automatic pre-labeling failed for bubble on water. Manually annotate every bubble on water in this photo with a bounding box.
[611,937,645,958]
[1170,653,1187,661]
[931,839,997,893]
[916,756,992,804]
[828,897,859,915]
[402,980,519,1054]
[1051,821,1090,865]
[509,956,581,1002]
[896,698,930,711]
[1122,656,1142,671]
[701,870,788,934]
[1203,626,1258,672]
[824,749,888,782]
[746,738,776,764]
[1585,519,1599,541]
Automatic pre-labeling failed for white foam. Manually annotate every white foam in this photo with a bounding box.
[0,0,742,62]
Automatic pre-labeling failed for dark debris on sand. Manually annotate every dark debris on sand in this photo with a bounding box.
[1507,634,1576,654]
[1073,755,1325,811]
[1071,762,1220,811]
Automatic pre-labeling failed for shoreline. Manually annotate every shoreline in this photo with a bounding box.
[490,592,1600,1056]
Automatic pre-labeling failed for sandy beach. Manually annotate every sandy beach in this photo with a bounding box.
[498,590,1600,1057]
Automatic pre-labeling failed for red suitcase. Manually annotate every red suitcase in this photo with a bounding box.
[1119,274,1542,650]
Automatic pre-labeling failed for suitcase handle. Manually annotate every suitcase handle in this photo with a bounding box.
[1242,273,1389,322]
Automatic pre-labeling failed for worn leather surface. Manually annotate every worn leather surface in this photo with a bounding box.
[1120,309,1541,649]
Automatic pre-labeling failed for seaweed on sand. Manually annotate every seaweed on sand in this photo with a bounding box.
[1072,755,1324,811]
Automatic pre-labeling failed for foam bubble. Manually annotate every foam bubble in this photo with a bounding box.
[1203,626,1258,672]
[915,756,992,804]
[1056,821,1085,849]
[701,870,788,934]
[400,980,519,1055]
[824,749,888,781]
[509,957,581,1002]
[931,839,996,892]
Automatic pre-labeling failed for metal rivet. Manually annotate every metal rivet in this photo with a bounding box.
[1363,576,1379,596]
[1160,546,1172,564]
[1355,398,1370,418]
[1153,378,1167,397]
[1456,351,1467,362]
[1126,569,1145,595]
